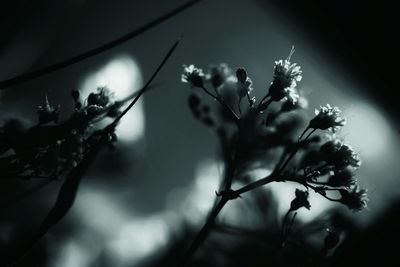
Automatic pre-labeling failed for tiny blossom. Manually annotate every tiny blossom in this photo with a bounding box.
[236,68,253,98]
[320,139,361,169]
[309,104,346,132]
[339,186,368,212]
[268,49,302,103]
[327,167,357,188]
[283,87,299,104]
[181,64,205,88]
[290,189,311,211]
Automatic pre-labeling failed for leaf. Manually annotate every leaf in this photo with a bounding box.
[33,136,102,241]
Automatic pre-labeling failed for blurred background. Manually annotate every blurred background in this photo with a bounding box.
[0,0,399,266]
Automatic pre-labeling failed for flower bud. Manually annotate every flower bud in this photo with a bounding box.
[290,189,311,211]
[236,68,247,84]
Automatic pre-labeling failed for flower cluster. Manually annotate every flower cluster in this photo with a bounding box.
[309,104,347,132]
[181,49,368,217]
[0,87,121,180]
[339,186,368,211]
[181,64,205,88]
[179,48,371,266]
[320,139,361,169]
[327,167,357,188]
[268,50,302,104]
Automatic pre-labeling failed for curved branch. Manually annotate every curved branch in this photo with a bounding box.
[0,0,203,90]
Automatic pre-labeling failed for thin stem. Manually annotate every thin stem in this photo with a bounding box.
[257,94,270,110]
[107,39,180,130]
[307,180,327,185]
[280,211,297,248]
[304,182,341,202]
[278,126,316,173]
[180,133,236,266]
[281,210,291,237]
[299,126,310,140]
[178,197,228,267]
[179,171,276,266]
[274,147,289,173]
[200,85,218,99]
[246,92,252,106]
[200,86,240,125]
[235,173,277,195]
[307,163,330,175]
[0,0,203,90]
[0,174,57,181]
[304,128,316,141]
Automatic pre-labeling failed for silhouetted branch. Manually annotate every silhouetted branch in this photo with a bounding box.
[5,39,180,267]
[0,0,203,90]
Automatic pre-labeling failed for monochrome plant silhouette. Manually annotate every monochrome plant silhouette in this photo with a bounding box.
[180,47,368,266]
[0,1,374,265]
[0,38,180,266]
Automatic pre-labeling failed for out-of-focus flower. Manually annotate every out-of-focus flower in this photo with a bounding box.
[87,86,114,108]
[327,167,357,188]
[236,68,253,98]
[181,64,205,88]
[206,63,232,89]
[309,104,346,132]
[37,95,60,124]
[339,186,368,211]
[268,50,302,103]
[320,139,361,169]
[290,189,311,211]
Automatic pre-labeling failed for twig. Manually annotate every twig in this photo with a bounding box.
[0,0,203,90]
[178,197,228,267]
[235,174,277,195]
[278,128,316,173]
[257,94,270,110]
[200,85,240,125]
[107,39,181,130]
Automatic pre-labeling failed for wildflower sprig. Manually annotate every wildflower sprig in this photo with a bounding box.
[180,48,368,266]
[1,39,180,266]
[258,46,302,110]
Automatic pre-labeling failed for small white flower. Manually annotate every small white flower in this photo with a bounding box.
[273,59,303,87]
[283,87,299,104]
[309,104,347,132]
[268,48,302,103]
[181,64,205,87]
